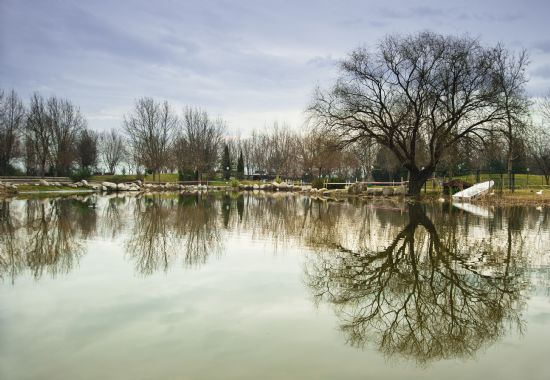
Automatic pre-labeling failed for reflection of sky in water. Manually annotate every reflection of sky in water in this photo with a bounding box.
[0,194,549,380]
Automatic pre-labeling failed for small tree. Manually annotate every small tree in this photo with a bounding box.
[77,128,98,170]
[0,90,25,175]
[237,149,244,179]
[99,129,126,174]
[222,144,231,180]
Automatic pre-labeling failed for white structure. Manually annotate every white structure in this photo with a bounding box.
[452,180,494,201]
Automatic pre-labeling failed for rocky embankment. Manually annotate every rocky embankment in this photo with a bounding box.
[0,179,408,198]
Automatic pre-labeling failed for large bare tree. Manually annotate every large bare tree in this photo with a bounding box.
[0,90,25,175]
[309,32,523,195]
[123,97,177,181]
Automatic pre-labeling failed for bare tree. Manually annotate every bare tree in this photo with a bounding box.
[528,93,550,185]
[99,129,126,174]
[123,98,177,181]
[25,93,51,176]
[299,130,342,178]
[175,107,225,180]
[0,90,25,175]
[493,46,530,191]
[77,128,98,170]
[309,32,522,195]
[349,138,379,181]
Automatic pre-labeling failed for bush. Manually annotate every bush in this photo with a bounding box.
[70,167,92,181]
[274,175,282,184]
[230,178,240,188]
[311,177,325,189]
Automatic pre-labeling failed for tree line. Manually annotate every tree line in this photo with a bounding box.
[2,31,550,193]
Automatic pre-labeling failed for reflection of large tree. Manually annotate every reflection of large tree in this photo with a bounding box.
[127,195,222,274]
[0,198,88,281]
[305,204,526,365]
[24,199,87,279]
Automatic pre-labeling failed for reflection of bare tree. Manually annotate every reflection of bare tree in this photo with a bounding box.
[126,195,222,274]
[24,199,85,279]
[305,204,526,365]
[127,197,174,274]
[0,200,25,281]
[101,196,127,238]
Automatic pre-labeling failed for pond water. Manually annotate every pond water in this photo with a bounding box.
[1,193,549,380]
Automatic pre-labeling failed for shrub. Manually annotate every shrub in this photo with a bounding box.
[311,177,325,189]
[274,175,282,184]
[230,178,240,188]
[70,167,92,181]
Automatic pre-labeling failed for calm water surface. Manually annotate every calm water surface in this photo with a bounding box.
[1,193,549,379]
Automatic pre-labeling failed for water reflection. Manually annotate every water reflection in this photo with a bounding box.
[127,195,222,274]
[305,204,528,364]
[0,194,549,366]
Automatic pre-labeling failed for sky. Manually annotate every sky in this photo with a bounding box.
[1,0,550,134]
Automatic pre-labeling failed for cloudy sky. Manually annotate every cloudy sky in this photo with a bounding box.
[1,0,549,134]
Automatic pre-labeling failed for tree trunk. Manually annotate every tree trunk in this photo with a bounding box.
[407,168,433,196]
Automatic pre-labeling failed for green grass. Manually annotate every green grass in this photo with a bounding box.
[90,174,143,183]
[15,185,86,192]
[455,173,549,189]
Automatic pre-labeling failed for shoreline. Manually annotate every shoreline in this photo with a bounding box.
[1,187,548,207]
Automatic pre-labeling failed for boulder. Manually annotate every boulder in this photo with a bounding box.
[81,180,89,186]
[253,184,259,190]
[394,186,407,195]
[117,183,129,191]
[101,181,118,191]
[101,186,107,191]
[347,183,368,195]
[39,179,49,186]
[382,187,394,196]
[367,188,383,196]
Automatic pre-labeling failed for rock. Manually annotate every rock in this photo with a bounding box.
[278,182,288,190]
[128,185,140,191]
[117,183,129,191]
[393,186,407,195]
[81,180,89,186]
[382,187,394,196]
[347,183,368,195]
[101,181,118,191]
[101,186,107,191]
[135,180,142,186]
[253,184,259,190]
[39,179,49,186]
[367,188,383,196]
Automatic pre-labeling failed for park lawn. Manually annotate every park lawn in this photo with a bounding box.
[15,185,85,192]
[456,173,548,189]
[90,174,143,183]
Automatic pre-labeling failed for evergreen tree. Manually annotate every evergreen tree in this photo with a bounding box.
[222,144,231,180]
[237,149,244,179]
